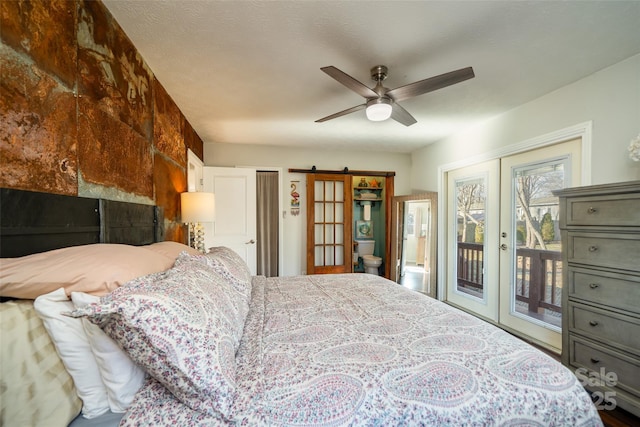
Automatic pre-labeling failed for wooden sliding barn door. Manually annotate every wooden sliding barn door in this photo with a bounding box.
[306,174,353,274]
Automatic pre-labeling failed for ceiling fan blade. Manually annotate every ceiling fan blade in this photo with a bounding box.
[321,66,379,99]
[315,104,366,123]
[391,102,417,127]
[387,67,475,102]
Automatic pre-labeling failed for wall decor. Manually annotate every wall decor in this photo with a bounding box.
[290,181,300,216]
[356,220,373,238]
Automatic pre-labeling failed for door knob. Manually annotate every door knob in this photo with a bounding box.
[500,244,508,251]
[245,239,256,244]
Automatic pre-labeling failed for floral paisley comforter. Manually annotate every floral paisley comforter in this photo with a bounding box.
[121,273,602,426]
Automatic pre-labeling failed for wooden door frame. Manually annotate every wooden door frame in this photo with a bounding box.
[295,168,395,278]
[390,192,437,290]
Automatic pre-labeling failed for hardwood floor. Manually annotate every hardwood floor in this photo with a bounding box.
[599,405,639,427]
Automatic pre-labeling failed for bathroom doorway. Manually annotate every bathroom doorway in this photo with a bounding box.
[390,192,437,298]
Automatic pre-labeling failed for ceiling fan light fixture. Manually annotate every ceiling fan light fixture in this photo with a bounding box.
[365,98,392,121]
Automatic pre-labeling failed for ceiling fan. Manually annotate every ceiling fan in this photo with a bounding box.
[316,65,475,126]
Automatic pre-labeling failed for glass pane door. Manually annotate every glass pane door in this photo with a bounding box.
[445,139,581,351]
[455,176,487,300]
[306,174,352,274]
[446,160,499,322]
[511,162,564,328]
[499,138,582,350]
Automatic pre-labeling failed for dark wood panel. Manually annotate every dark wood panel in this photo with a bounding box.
[0,188,100,257]
[0,188,163,258]
[100,199,163,245]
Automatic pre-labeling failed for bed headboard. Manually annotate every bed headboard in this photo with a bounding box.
[0,188,164,258]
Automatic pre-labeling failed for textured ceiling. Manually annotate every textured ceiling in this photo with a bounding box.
[103,0,640,153]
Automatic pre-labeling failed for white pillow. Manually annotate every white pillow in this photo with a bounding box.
[33,289,109,419]
[71,292,146,413]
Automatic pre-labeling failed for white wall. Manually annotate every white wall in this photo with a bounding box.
[203,55,639,276]
[411,54,640,189]
[203,143,412,276]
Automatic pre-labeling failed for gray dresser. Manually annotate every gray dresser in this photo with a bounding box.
[555,181,640,417]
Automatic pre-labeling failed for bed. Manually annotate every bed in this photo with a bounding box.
[0,189,603,426]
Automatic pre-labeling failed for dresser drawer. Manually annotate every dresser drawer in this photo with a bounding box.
[569,302,640,353]
[569,268,640,315]
[565,193,640,226]
[570,336,640,396]
[567,232,640,272]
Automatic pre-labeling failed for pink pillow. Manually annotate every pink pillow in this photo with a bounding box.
[141,241,200,260]
[0,244,175,299]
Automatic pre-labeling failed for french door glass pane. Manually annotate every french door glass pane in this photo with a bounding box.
[325,224,335,244]
[511,161,564,328]
[455,176,486,299]
[335,201,343,221]
[325,181,334,200]
[336,224,344,244]
[314,244,322,266]
[325,204,334,222]
[335,245,344,265]
[314,181,324,201]
[313,179,346,267]
[324,246,334,265]
[315,202,324,221]
[335,183,344,202]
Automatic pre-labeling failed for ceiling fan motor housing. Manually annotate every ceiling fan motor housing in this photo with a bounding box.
[371,65,388,82]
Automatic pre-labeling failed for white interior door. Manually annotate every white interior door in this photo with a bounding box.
[187,149,204,192]
[203,167,257,275]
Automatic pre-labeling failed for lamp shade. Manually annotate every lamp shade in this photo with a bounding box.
[181,192,215,223]
[365,98,392,121]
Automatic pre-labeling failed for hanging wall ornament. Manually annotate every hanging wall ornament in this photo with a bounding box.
[290,181,300,216]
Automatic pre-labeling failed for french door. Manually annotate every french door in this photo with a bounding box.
[446,139,581,350]
[306,174,353,274]
[446,160,500,322]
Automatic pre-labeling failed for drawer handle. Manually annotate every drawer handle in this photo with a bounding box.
[589,283,599,289]
[587,207,597,214]
[589,320,599,327]
[590,357,600,364]
[588,245,598,252]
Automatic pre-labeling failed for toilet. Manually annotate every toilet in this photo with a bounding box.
[357,240,382,275]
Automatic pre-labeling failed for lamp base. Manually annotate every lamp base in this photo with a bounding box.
[188,222,206,253]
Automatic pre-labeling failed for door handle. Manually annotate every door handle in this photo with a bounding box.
[245,239,256,245]
[500,244,507,251]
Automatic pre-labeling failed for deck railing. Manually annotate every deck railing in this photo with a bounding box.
[457,242,562,314]
[457,242,484,290]
[515,247,562,314]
